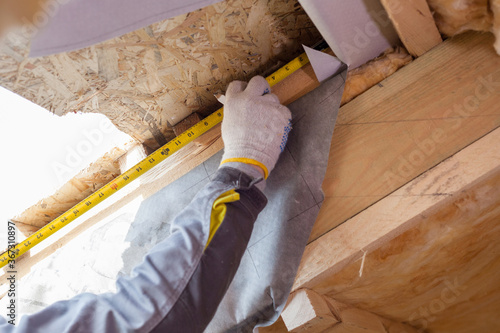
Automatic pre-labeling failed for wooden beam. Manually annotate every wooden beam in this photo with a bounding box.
[271,55,321,106]
[291,125,500,332]
[296,125,500,288]
[380,0,442,56]
[281,289,418,333]
[281,289,339,332]
[311,31,500,242]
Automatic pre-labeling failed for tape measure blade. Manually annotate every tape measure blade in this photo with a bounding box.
[266,52,309,87]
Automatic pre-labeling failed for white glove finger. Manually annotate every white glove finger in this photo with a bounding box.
[244,75,271,96]
[259,93,281,105]
[226,80,247,97]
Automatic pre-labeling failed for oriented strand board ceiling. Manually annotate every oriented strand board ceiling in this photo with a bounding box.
[0,0,321,149]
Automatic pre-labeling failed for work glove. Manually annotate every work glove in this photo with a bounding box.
[220,76,292,179]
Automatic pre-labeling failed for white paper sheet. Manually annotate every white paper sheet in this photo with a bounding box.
[303,45,344,82]
[299,0,399,68]
[29,0,224,57]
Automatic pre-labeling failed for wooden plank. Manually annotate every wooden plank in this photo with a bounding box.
[280,289,418,333]
[325,302,388,333]
[297,125,500,288]
[292,126,500,333]
[271,59,320,106]
[281,289,339,332]
[310,31,500,242]
[380,0,442,56]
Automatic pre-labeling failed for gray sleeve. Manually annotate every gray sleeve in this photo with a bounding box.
[0,167,267,333]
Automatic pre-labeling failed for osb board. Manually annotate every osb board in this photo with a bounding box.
[310,31,500,242]
[0,0,321,149]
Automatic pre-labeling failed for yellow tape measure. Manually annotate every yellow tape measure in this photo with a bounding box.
[0,52,311,268]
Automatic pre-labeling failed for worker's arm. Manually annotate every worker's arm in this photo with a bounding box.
[2,166,267,333]
[0,76,291,333]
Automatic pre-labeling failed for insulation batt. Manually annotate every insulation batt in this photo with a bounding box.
[341,47,413,105]
[427,0,500,54]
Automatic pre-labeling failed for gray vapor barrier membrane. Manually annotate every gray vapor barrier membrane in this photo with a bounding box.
[207,70,346,331]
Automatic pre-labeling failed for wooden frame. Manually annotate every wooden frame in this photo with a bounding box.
[380,0,442,56]
[267,124,500,332]
[263,24,500,333]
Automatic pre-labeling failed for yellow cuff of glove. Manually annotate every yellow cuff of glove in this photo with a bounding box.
[220,158,269,179]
